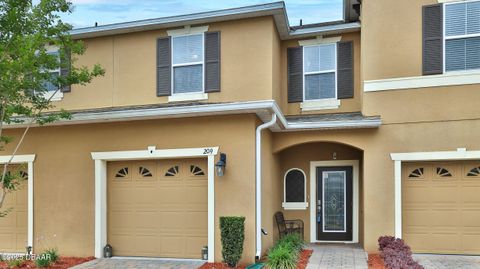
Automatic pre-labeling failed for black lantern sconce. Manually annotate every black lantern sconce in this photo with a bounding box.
[215,153,227,177]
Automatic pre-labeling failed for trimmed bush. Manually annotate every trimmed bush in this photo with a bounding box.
[220,216,245,267]
[378,236,424,269]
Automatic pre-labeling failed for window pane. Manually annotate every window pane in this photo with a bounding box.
[319,44,336,71]
[42,72,59,92]
[172,34,203,65]
[305,73,335,100]
[466,37,480,70]
[446,37,480,71]
[446,39,466,71]
[446,3,466,36]
[173,65,202,93]
[304,46,319,72]
[285,170,305,203]
[467,1,480,35]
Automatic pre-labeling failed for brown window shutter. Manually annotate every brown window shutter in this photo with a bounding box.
[287,46,303,103]
[157,36,171,96]
[423,4,443,75]
[205,31,221,93]
[60,48,71,93]
[337,41,354,99]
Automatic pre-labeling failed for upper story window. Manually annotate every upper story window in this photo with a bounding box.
[444,1,480,72]
[42,51,61,93]
[172,34,204,94]
[303,44,337,101]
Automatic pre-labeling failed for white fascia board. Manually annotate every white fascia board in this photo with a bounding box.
[0,154,36,164]
[390,149,480,161]
[91,147,219,161]
[287,22,361,40]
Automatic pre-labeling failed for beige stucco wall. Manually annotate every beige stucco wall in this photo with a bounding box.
[272,117,480,253]
[278,142,363,243]
[278,32,362,116]
[56,16,278,111]
[361,0,437,81]
[3,114,258,263]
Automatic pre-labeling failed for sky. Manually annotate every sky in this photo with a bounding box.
[60,0,343,29]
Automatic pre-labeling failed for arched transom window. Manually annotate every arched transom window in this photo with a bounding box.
[283,168,308,210]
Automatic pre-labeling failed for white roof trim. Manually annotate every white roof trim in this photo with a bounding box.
[5,100,381,132]
[390,148,480,161]
[69,2,360,40]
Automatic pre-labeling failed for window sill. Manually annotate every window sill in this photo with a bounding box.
[282,202,309,210]
[43,91,63,102]
[364,69,480,92]
[168,92,208,103]
[301,99,340,111]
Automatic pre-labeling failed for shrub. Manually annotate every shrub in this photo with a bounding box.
[280,233,304,252]
[220,216,245,267]
[267,243,298,269]
[45,248,59,263]
[7,259,24,269]
[35,252,54,268]
[378,236,424,269]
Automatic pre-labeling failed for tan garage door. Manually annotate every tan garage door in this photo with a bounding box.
[0,165,28,253]
[108,158,207,258]
[403,161,480,254]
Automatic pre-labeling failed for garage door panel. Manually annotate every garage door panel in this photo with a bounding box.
[0,234,16,251]
[403,161,480,254]
[108,159,207,258]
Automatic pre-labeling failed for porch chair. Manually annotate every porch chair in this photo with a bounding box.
[274,211,304,239]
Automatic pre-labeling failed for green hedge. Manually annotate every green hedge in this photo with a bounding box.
[220,216,245,267]
[267,233,304,269]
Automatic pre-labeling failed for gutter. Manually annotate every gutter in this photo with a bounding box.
[255,113,277,259]
[5,100,382,131]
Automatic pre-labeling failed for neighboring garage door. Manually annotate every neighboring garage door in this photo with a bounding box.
[0,165,28,253]
[403,161,480,254]
[108,158,208,258]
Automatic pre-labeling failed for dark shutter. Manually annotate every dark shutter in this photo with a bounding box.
[287,47,303,103]
[156,37,171,96]
[423,4,443,75]
[337,41,354,99]
[205,31,221,93]
[60,48,71,93]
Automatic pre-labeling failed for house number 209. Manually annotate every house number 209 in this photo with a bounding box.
[203,148,214,155]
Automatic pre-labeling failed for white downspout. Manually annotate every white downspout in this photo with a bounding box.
[255,113,277,259]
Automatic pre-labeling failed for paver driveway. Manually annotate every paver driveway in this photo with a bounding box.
[70,257,205,269]
[414,254,480,269]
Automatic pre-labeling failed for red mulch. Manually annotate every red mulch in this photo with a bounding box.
[296,249,313,269]
[368,254,387,269]
[0,256,95,269]
[199,249,313,269]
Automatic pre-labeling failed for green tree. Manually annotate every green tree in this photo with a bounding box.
[0,0,104,215]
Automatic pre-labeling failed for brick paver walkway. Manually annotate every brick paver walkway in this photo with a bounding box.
[306,243,368,269]
[70,257,205,269]
[414,254,480,269]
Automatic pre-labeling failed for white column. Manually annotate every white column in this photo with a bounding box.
[207,155,215,262]
[94,160,107,258]
[27,161,34,250]
[394,160,402,238]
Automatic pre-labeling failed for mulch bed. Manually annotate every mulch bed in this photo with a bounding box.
[199,249,313,269]
[368,254,387,269]
[0,256,95,269]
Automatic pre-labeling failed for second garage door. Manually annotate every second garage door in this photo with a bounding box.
[108,158,208,258]
[402,161,480,254]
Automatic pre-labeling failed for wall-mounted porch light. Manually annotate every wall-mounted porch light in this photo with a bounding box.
[215,153,227,177]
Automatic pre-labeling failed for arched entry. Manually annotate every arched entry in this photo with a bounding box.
[278,142,363,244]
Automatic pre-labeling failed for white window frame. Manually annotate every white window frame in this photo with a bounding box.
[282,168,308,210]
[41,47,63,101]
[170,33,205,97]
[302,43,338,102]
[443,0,480,73]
